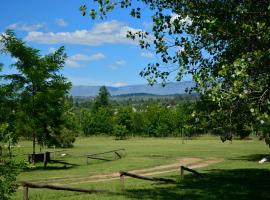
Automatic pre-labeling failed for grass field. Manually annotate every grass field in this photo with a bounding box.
[10,136,270,200]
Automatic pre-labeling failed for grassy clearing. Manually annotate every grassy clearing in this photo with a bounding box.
[10,136,270,200]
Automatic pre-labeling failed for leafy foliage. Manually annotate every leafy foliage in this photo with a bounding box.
[82,0,270,143]
[0,123,22,200]
[113,124,128,140]
[93,86,110,111]
[0,31,75,151]
[0,159,21,200]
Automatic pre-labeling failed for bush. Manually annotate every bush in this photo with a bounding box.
[0,159,21,200]
[56,128,76,148]
[114,124,128,140]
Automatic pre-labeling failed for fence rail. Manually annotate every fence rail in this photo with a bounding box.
[21,164,202,199]
[21,181,108,200]
[119,171,176,191]
[180,165,202,179]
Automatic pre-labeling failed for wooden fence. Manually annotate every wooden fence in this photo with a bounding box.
[119,165,202,191]
[180,165,202,179]
[21,165,202,198]
[21,181,108,200]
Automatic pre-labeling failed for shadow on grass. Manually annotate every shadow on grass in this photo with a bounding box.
[24,160,79,171]
[230,154,270,162]
[121,168,270,200]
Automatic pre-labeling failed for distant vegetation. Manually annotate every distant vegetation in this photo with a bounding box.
[71,86,257,140]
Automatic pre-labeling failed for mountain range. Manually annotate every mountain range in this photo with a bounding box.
[70,81,195,97]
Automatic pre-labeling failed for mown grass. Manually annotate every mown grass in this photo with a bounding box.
[10,135,270,200]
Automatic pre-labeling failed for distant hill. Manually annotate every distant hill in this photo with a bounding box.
[70,81,195,97]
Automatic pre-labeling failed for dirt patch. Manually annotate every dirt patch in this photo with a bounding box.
[25,157,221,186]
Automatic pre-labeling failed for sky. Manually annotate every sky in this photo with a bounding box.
[0,0,166,87]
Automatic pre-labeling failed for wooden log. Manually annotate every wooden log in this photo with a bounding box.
[119,171,176,183]
[23,186,29,200]
[21,181,108,194]
[180,166,202,177]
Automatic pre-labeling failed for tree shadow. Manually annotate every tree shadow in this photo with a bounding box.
[121,168,270,200]
[24,160,79,171]
[230,154,270,162]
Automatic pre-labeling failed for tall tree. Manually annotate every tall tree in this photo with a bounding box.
[93,86,110,111]
[1,31,73,157]
[82,0,270,142]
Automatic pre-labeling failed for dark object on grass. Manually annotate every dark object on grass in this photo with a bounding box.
[28,152,50,167]
[220,133,232,143]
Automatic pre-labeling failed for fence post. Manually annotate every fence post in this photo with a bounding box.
[180,166,184,180]
[120,173,125,192]
[23,186,29,200]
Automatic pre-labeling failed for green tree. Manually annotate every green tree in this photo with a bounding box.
[114,106,133,133]
[82,1,270,143]
[131,111,146,136]
[144,104,174,137]
[93,107,114,134]
[93,86,110,111]
[1,31,73,155]
[0,64,23,157]
[113,124,128,140]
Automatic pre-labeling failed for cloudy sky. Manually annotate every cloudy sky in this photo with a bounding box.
[0,0,162,86]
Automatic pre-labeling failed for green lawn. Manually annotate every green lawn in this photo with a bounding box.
[10,136,270,200]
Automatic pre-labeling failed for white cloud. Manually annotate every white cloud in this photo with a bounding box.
[109,59,127,69]
[143,21,152,30]
[170,14,192,27]
[65,53,105,68]
[55,18,68,27]
[113,82,128,87]
[12,58,18,62]
[70,53,105,61]
[25,20,142,46]
[65,59,82,68]
[141,52,154,59]
[48,47,57,53]
[7,22,45,32]
[115,60,126,66]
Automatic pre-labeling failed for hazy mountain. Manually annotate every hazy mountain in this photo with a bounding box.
[70,81,195,97]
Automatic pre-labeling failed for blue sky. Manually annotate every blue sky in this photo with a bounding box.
[0,0,189,86]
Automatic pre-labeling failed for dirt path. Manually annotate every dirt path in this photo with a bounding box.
[27,157,221,186]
